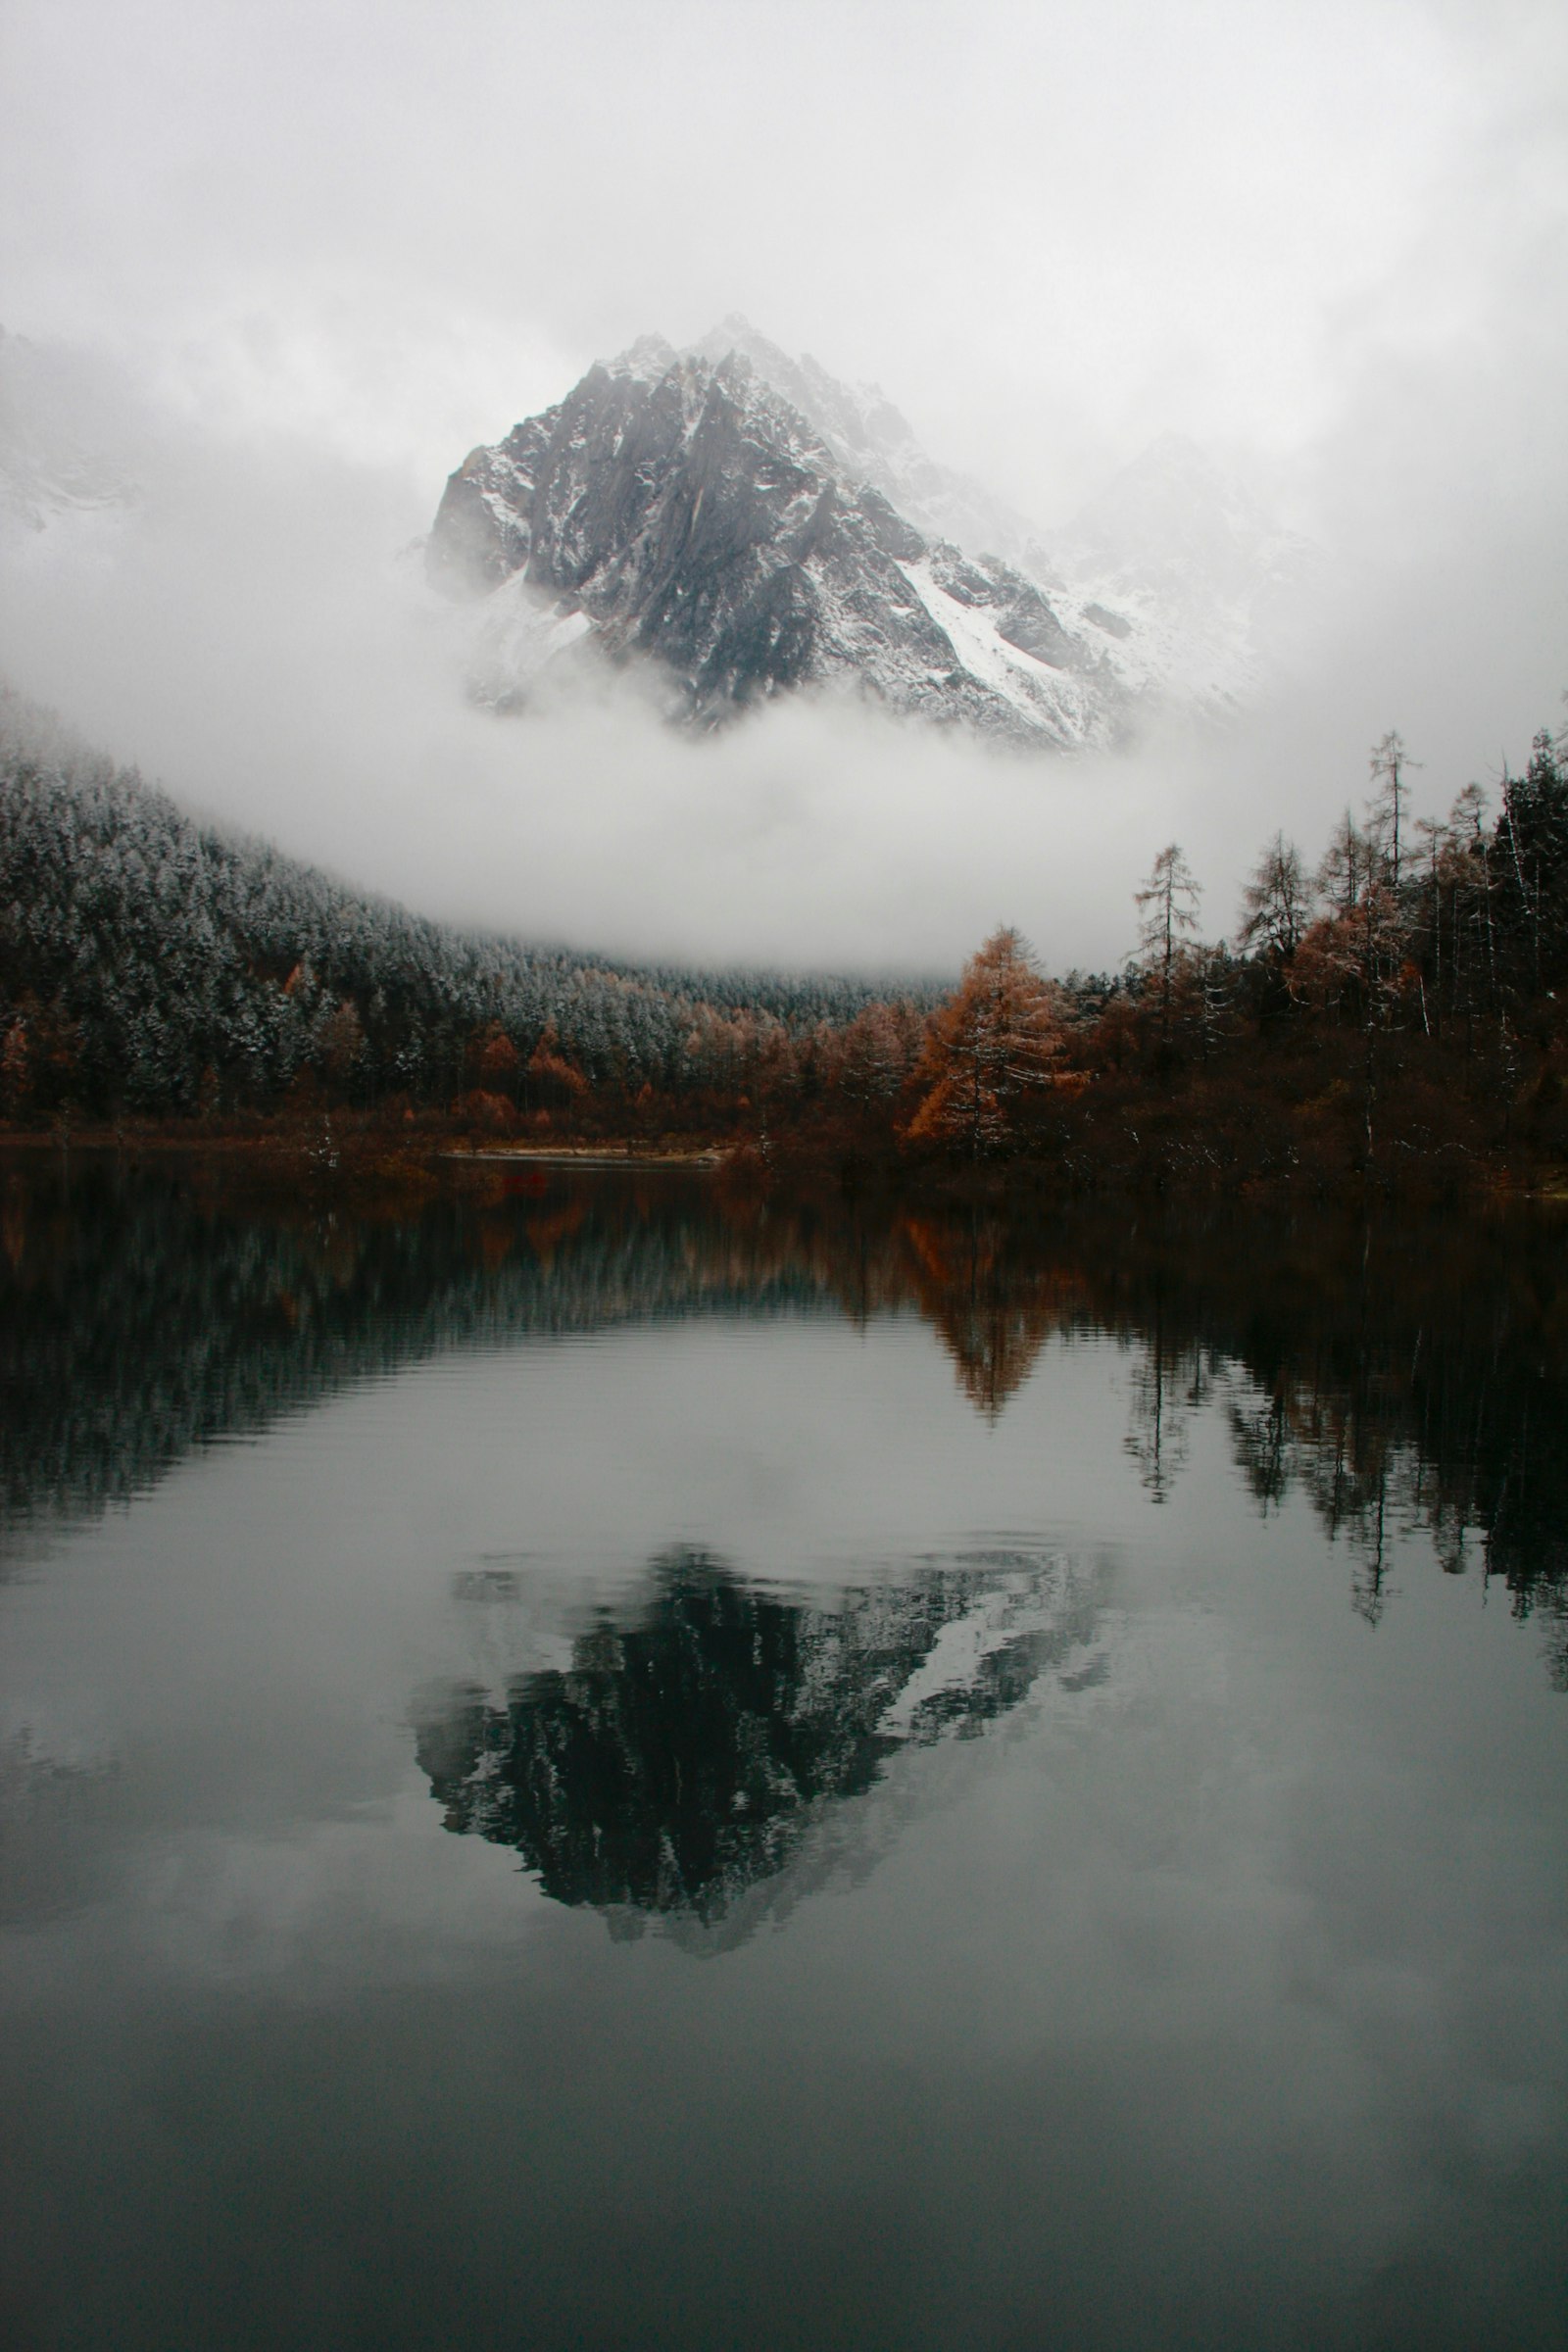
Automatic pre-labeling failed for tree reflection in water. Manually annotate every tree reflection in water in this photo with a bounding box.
[3,1154,1565,1678]
[414,1545,1107,1941]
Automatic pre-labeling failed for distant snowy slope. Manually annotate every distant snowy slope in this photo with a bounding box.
[1045,433,1325,706]
[0,327,142,535]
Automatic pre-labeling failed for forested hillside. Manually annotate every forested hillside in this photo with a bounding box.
[4,687,1567,1191]
[0,694,930,1122]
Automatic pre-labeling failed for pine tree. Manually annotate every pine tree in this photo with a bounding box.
[1238,833,1312,961]
[1134,844,1201,1043]
[1367,731,1419,893]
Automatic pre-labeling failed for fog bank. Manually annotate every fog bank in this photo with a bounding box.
[1,367,1563,979]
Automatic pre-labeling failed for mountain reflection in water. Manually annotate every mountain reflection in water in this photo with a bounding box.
[1,1153,1565,1679]
[5,1153,1568,2352]
[415,1545,1106,1942]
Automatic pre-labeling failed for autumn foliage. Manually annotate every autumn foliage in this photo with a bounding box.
[904,929,1066,1154]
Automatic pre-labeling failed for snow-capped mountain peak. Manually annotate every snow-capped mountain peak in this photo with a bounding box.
[424,321,1322,745]
[606,331,680,384]
[426,338,1137,747]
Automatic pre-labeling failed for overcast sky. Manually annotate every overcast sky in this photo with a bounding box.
[1,0,1564,972]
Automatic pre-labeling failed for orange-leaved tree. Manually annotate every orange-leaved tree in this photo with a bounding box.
[523,1022,587,1110]
[905,928,1066,1155]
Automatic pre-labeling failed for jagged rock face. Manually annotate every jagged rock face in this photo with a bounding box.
[426,346,1133,747]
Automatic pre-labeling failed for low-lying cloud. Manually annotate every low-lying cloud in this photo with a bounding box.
[0,318,1563,982]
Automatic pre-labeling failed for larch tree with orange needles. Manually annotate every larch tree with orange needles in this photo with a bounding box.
[905,928,1066,1156]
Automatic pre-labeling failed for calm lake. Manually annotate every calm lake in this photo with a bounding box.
[3,1157,1566,2350]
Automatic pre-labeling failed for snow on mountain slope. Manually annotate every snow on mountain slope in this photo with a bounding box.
[686,315,1044,572]
[0,310,1320,752]
[427,346,1139,747]
[0,327,142,535]
[683,322,1325,716]
[1044,432,1326,707]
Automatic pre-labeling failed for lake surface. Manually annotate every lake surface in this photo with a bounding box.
[3,1157,1566,2350]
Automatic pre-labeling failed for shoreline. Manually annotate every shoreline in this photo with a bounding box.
[441,1146,724,1169]
[1,1125,1562,1205]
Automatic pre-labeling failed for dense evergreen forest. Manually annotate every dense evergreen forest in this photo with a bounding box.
[2,688,1566,1187]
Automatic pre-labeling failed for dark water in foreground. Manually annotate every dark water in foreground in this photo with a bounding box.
[2,1158,1566,2350]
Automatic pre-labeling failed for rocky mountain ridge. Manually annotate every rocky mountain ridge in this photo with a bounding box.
[428,318,1321,746]
[428,338,1135,746]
